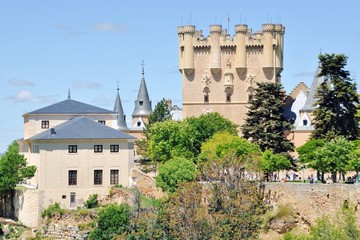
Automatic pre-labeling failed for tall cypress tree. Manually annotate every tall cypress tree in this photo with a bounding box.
[312,53,359,140]
[242,82,294,154]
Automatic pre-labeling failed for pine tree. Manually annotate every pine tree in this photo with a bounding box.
[242,82,294,154]
[312,53,359,140]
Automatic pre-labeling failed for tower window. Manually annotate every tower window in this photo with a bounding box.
[139,101,143,106]
[303,120,308,126]
[248,94,253,102]
[226,94,231,103]
[137,121,141,127]
[204,95,209,103]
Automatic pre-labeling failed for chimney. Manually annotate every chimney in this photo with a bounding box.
[166,99,172,108]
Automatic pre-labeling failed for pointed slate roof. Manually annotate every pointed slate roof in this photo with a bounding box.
[29,116,135,140]
[301,63,326,112]
[113,88,128,131]
[132,67,152,116]
[25,98,115,115]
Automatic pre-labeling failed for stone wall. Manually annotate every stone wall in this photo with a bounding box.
[263,183,360,226]
[13,189,43,228]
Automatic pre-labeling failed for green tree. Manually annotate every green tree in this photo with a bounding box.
[147,120,194,162]
[148,98,172,125]
[314,137,353,182]
[155,157,197,193]
[89,204,131,240]
[0,141,36,194]
[312,53,359,140]
[184,112,238,157]
[146,112,238,163]
[198,132,262,171]
[242,82,294,155]
[261,150,291,181]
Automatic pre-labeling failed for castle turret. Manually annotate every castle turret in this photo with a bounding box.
[209,24,222,74]
[234,24,248,71]
[113,85,128,131]
[132,63,152,125]
[178,25,195,75]
[262,24,275,69]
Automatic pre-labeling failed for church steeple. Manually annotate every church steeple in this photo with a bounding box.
[113,82,128,131]
[132,61,152,119]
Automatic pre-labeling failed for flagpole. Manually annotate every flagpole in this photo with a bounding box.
[227,14,230,35]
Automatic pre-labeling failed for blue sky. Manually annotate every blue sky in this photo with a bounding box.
[1,1,360,153]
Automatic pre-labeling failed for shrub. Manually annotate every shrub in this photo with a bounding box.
[84,194,98,209]
[41,202,65,218]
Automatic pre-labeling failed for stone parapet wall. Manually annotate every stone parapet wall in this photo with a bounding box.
[14,189,43,228]
[263,183,360,226]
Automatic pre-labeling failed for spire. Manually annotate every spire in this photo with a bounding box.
[132,61,152,117]
[301,62,326,112]
[68,88,71,99]
[113,82,128,131]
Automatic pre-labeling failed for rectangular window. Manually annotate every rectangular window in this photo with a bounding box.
[303,120,308,126]
[110,170,119,185]
[68,170,77,185]
[94,170,103,185]
[98,120,106,125]
[94,145,103,153]
[68,145,78,153]
[226,94,231,103]
[204,95,209,103]
[41,120,49,129]
[110,145,119,152]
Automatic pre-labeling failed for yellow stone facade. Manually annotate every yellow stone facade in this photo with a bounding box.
[178,23,285,126]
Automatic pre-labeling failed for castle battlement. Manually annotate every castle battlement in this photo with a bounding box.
[178,22,285,127]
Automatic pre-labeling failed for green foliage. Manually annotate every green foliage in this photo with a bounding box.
[84,194,98,209]
[198,132,262,170]
[0,141,36,194]
[312,53,359,141]
[147,112,238,163]
[261,150,291,175]
[297,139,326,165]
[147,120,194,162]
[160,156,266,239]
[242,82,294,155]
[155,157,196,193]
[41,202,65,218]
[89,203,131,240]
[148,98,172,125]
[314,137,353,179]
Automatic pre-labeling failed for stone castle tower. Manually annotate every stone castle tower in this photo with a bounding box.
[178,23,285,126]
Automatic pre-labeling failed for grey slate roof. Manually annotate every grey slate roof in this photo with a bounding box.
[25,99,115,115]
[301,63,326,112]
[132,75,152,116]
[29,116,135,140]
[113,89,128,130]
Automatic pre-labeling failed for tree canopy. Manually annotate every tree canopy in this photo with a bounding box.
[0,141,36,194]
[148,98,172,126]
[312,53,359,140]
[242,82,294,155]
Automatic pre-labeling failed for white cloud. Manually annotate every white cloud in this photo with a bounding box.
[72,81,102,89]
[4,90,57,104]
[293,72,314,78]
[93,23,128,33]
[9,78,35,87]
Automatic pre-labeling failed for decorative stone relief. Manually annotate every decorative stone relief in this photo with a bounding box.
[202,68,212,87]
[224,59,234,88]
[246,68,256,84]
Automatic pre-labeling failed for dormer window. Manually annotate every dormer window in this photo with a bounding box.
[137,121,141,127]
[41,120,49,129]
[303,120,308,126]
[98,120,106,125]
[139,101,143,106]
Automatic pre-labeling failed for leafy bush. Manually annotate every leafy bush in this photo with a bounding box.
[84,194,98,209]
[89,203,131,240]
[155,157,196,193]
[41,202,65,218]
